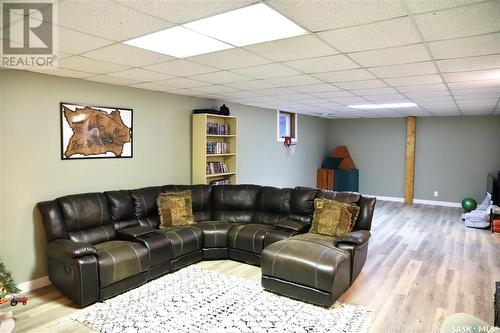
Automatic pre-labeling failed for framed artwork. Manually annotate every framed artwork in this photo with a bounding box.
[60,102,133,160]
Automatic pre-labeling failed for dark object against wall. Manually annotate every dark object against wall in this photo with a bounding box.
[192,104,231,116]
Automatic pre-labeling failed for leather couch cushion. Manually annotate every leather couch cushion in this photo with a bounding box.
[68,224,116,244]
[289,187,318,224]
[57,193,111,231]
[196,221,235,248]
[228,223,274,254]
[212,185,260,211]
[104,190,136,223]
[158,226,202,259]
[256,187,291,214]
[261,238,349,292]
[95,240,149,287]
[130,187,162,227]
[317,189,360,204]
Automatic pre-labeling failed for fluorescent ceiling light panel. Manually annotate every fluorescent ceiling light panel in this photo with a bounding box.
[348,102,418,109]
[124,26,233,58]
[183,3,307,47]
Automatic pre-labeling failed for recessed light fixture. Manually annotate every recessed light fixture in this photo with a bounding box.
[184,3,307,47]
[348,102,418,109]
[124,26,233,58]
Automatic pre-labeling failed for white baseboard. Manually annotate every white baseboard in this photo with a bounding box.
[413,199,461,207]
[372,195,460,207]
[17,275,51,293]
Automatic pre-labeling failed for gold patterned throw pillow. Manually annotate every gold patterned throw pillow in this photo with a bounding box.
[310,198,357,237]
[157,190,194,228]
[334,200,361,233]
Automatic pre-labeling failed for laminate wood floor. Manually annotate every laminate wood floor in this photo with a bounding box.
[2,201,498,333]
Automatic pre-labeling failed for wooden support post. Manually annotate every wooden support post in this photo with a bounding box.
[405,116,416,205]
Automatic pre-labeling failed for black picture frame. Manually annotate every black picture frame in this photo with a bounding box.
[60,102,133,160]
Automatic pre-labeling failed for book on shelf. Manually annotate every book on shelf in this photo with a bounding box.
[206,162,230,175]
[209,179,232,185]
[206,122,230,135]
[206,142,230,154]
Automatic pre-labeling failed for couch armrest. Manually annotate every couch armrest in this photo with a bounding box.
[274,219,308,232]
[335,230,371,246]
[48,239,97,259]
[117,225,156,238]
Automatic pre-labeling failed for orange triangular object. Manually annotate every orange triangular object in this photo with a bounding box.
[330,146,350,158]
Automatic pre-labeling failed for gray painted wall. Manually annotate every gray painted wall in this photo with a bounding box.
[328,118,407,197]
[414,116,500,202]
[328,116,500,203]
[0,69,328,283]
[225,102,329,188]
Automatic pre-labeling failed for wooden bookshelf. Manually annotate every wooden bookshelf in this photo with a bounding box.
[192,114,237,185]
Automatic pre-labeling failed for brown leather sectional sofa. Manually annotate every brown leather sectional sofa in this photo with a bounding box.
[37,184,376,307]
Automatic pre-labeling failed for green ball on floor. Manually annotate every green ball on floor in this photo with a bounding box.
[461,198,477,212]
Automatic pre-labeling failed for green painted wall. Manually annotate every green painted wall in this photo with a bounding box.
[0,69,328,284]
[328,116,500,202]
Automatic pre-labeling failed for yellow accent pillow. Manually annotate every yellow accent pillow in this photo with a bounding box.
[157,190,194,228]
[310,198,356,237]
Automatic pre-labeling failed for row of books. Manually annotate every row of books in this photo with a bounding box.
[206,162,230,175]
[207,142,230,154]
[209,179,232,185]
[207,122,231,135]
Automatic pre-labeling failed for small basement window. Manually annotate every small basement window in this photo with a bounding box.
[277,110,297,143]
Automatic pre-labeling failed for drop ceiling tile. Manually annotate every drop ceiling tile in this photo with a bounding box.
[385,74,443,86]
[57,28,115,54]
[85,75,141,86]
[364,93,408,102]
[232,63,301,79]
[405,0,483,14]
[428,33,500,60]
[244,35,338,61]
[448,80,500,89]
[250,87,302,96]
[311,91,355,98]
[153,77,208,88]
[58,56,131,74]
[291,84,342,93]
[219,91,261,99]
[451,86,500,96]
[169,89,210,97]
[116,0,256,24]
[264,74,323,87]
[404,90,452,98]
[414,2,500,41]
[369,61,437,78]
[144,60,218,76]
[443,69,500,82]
[268,0,407,32]
[335,79,388,90]
[58,1,172,41]
[437,54,500,73]
[349,44,431,67]
[192,85,238,94]
[26,67,92,79]
[318,17,421,53]
[188,48,272,70]
[129,82,173,91]
[462,109,496,115]
[224,80,276,90]
[457,98,498,107]
[83,43,174,67]
[188,71,250,84]
[284,55,360,74]
[312,69,375,83]
[454,93,500,101]
[328,96,369,104]
[109,68,175,81]
[396,83,449,93]
[350,87,399,96]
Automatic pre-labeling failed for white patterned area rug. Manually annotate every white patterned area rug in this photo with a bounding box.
[72,266,374,333]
